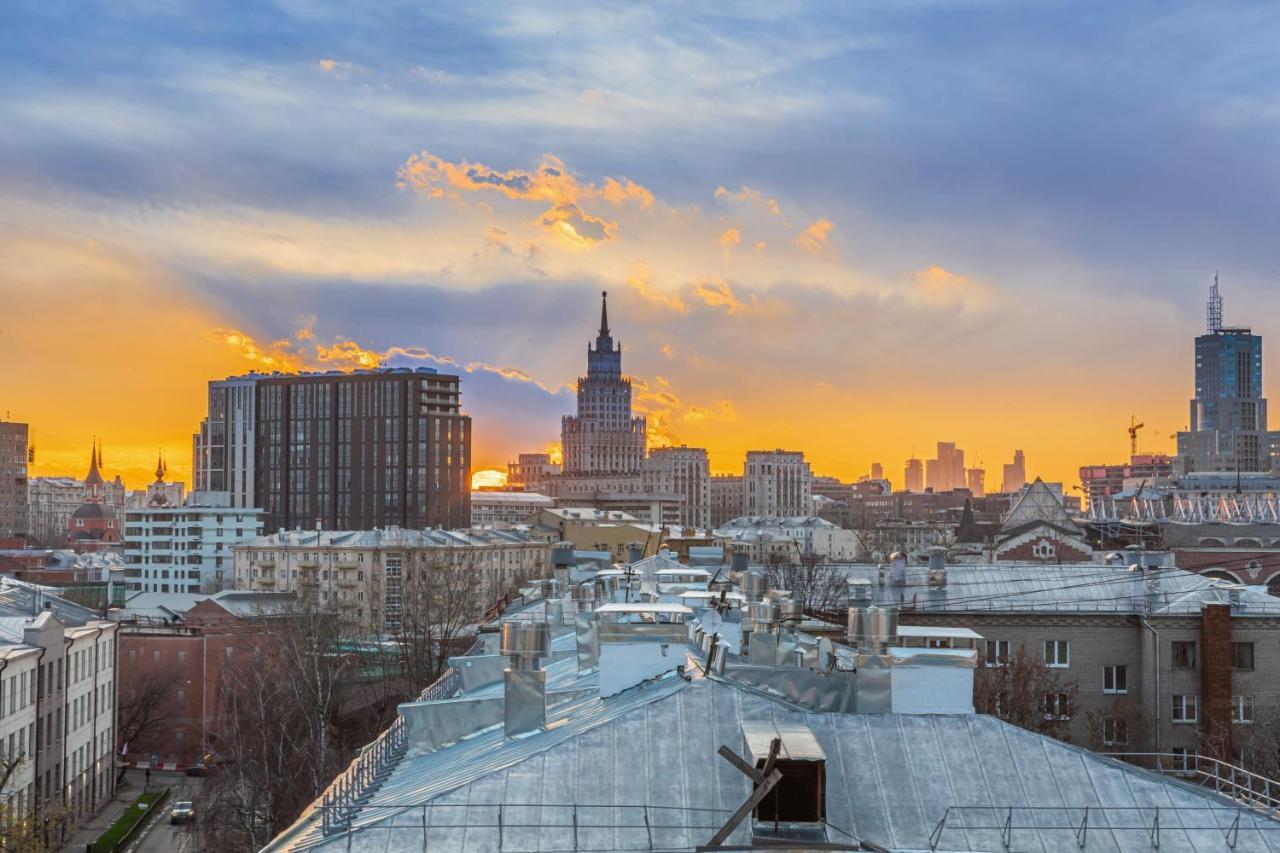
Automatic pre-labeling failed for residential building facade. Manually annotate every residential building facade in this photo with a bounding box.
[642,446,710,528]
[123,491,264,594]
[234,527,549,635]
[0,421,29,541]
[743,450,812,517]
[255,366,471,531]
[709,475,744,528]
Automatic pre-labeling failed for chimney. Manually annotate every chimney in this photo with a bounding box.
[779,598,803,630]
[744,571,767,604]
[1200,603,1233,759]
[572,582,599,672]
[926,547,947,589]
[501,620,551,737]
[847,605,898,652]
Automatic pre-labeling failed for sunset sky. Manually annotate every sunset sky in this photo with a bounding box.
[4,3,1280,490]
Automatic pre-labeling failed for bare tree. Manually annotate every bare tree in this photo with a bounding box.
[116,665,184,756]
[765,553,848,612]
[974,643,1080,741]
[1085,695,1150,753]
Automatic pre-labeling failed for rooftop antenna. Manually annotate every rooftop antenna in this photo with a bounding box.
[1207,271,1223,333]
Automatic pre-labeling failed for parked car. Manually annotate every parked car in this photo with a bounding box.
[185,760,208,777]
[170,801,195,825]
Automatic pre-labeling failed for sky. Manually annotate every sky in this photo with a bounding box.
[3,2,1280,491]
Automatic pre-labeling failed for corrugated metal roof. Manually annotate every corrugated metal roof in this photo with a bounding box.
[283,673,1280,852]
[844,563,1280,616]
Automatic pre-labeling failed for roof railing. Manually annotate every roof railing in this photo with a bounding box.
[1105,752,1280,814]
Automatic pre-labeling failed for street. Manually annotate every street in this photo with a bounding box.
[125,770,203,853]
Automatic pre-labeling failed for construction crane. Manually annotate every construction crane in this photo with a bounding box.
[1128,415,1145,457]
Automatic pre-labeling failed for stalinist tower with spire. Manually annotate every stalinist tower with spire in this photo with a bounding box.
[561,291,647,475]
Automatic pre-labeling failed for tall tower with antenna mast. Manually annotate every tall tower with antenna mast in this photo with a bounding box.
[1207,270,1223,333]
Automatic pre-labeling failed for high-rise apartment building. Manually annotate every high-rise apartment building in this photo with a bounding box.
[903,458,924,493]
[0,420,29,540]
[642,446,710,528]
[561,292,647,475]
[255,366,471,531]
[743,450,812,517]
[1177,277,1280,473]
[193,376,257,508]
[1001,449,1027,493]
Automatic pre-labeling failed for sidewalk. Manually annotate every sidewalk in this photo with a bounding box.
[58,770,151,853]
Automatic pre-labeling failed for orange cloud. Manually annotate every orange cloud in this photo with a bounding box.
[795,219,834,253]
[913,265,993,308]
[398,150,652,246]
[627,262,688,313]
[695,278,748,314]
[720,227,742,251]
[715,185,782,216]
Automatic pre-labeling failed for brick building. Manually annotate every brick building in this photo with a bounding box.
[116,590,296,766]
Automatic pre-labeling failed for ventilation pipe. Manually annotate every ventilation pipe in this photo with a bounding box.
[927,547,947,589]
[551,545,574,588]
[572,582,599,671]
[847,604,899,652]
[779,598,803,630]
[501,620,550,737]
[536,578,564,626]
[847,578,873,607]
[889,552,907,587]
[744,571,768,604]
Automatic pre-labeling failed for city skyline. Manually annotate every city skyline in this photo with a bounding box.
[5,4,1280,489]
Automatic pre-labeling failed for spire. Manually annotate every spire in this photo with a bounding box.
[599,290,610,337]
[85,437,104,487]
[1207,271,1223,333]
[155,451,166,483]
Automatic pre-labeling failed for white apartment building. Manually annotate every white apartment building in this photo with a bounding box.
[62,621,117,825]
[716,516,863,563]
[234,527,551,635]
[123,491,264,594]
[0,643,39,819]
[0,582,119,838]
[643,446,711,529]
[469,491,554,527]
[744,450,812,517]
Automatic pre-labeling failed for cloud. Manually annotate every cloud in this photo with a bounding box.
[715,185,782,216]
[627,262,688,313]
[795,219,834,253]
[694,277,748,314]
[719,227,742,252]
[912,265,993,309]
[398,150,651,245]
[316,59,364,77]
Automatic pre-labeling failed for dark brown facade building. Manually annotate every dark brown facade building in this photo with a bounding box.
[255,367,470,532]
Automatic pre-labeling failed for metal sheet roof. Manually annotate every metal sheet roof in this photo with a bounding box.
[842,563,1280,616]
[279,670,1280,853]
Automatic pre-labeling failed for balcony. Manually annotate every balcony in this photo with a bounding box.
[298,560,319,569]
[336,558,358,569]
[253,576,276,588]
[337,569,359,588]
[256,559,276,569]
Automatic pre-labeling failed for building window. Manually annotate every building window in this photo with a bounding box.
[984,640,1010,667]
[1103,665,1127,694]
[1102,718,1127,746]
[1170,747,1190,771]
[1231,642,1255,671]
[1043,692,1072,720]
[1032,541,1056,560]
[1233,695,1254,724]
[1172,641,1197,669]
[1171,694,1199,723]
[1044,640,1069,668]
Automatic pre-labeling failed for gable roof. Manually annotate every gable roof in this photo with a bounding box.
[1001,478,1081,535]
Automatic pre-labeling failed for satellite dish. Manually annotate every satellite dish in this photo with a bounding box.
[817,637,834,672]
[701,608,723,636]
